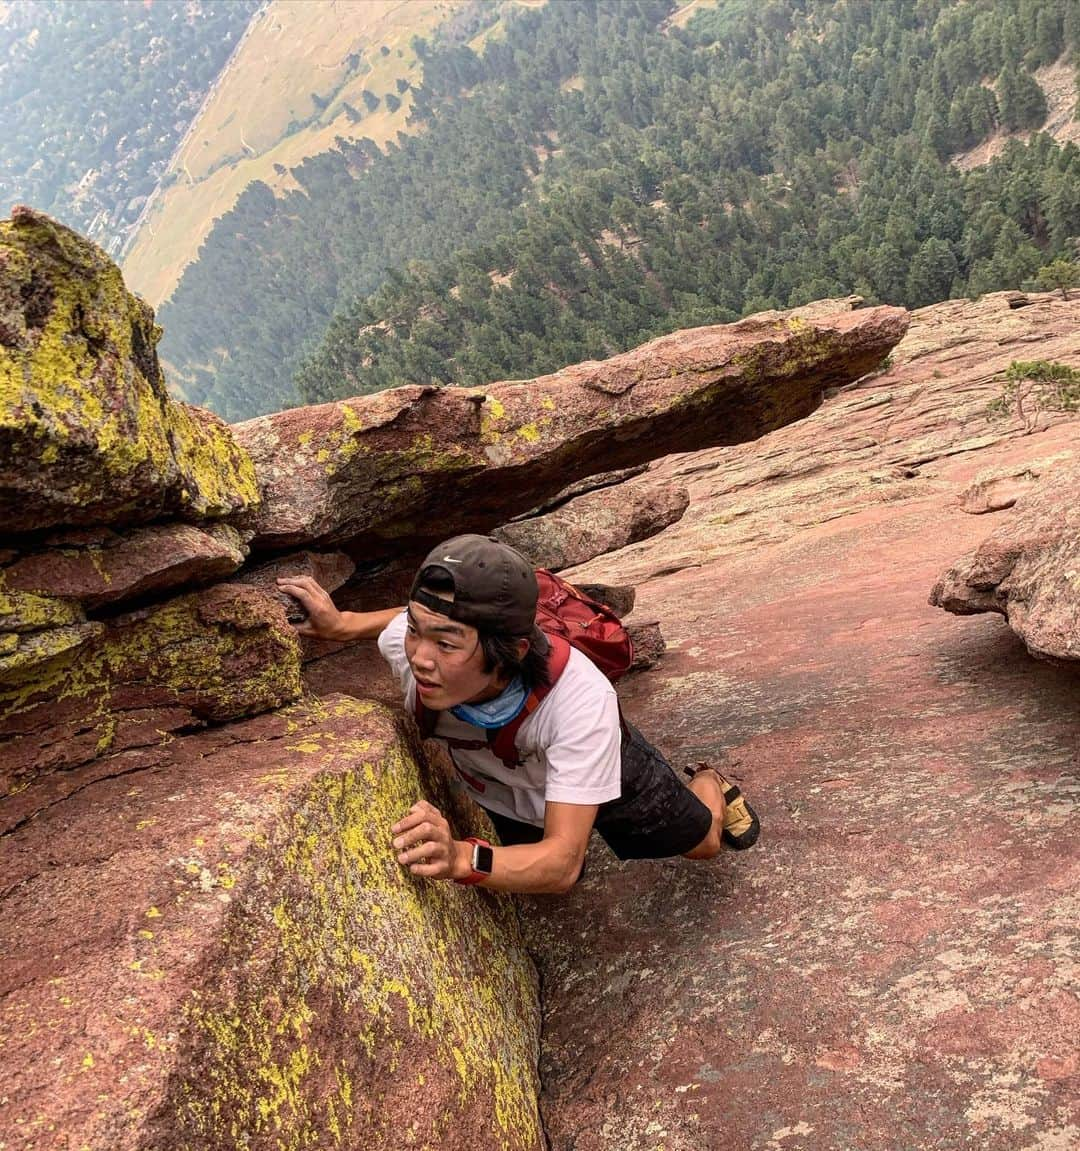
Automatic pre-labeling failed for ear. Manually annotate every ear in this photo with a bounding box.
[514,637,530,662]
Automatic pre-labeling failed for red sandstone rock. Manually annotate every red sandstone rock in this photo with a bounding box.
[0,584,302,796]
[524,291,1080,1151]
[232,549,356,622]
[957,454,1070,514]
[564,292,1080,588]
[233,302,908,557]
[1,522,249,609]
[0,208,259,533]
[0,697,542,1151]
[930,458,1080,661]
[494,475,690,570]
[4,285,1077,1151]
[625,619,665,670]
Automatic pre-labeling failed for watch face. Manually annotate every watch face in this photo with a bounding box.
[473,844,494,875]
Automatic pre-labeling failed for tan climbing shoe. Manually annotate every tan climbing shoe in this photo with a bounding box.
[684,763,761,850]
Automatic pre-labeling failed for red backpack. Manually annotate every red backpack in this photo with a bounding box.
[414,569,633,769]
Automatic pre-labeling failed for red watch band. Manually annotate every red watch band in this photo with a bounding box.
[455,837,492,886]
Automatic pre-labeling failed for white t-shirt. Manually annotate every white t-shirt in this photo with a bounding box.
[377,611,622,827]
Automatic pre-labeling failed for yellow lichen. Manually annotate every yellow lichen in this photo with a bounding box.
[174,699,541,1150]
[0,211,259,526]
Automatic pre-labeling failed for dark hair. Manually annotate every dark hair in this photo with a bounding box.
[479,626,552,690]
[417,567,551,689]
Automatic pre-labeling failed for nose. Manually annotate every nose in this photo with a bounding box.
[410,638,437,673]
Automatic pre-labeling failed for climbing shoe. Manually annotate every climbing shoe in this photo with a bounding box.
[684,763,761,850]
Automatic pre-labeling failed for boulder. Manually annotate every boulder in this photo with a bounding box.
[0,696,543,1151]
[577,583,636,619]
[0,584,302,796]
[0,207,258,533]
[495,475,690,571]
[929,459,1080,661]
[0,522,249,610]
[625,619,665,671]
[234,303,908,557]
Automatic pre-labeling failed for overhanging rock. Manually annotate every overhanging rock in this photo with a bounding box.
[234,303,908,559]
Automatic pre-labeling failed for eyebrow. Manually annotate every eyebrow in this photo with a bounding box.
[406,607,469,638]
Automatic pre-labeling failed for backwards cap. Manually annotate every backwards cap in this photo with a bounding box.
[409,535,538,636]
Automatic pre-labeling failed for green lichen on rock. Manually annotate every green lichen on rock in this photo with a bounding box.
[0,207,258,533]
[0,620,103,678]
[169,400,260,520]
[172,698,542,1151]
[0,585,85,633]
[0,585,302,794]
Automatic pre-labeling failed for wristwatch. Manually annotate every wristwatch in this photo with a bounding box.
[455,837,494,885]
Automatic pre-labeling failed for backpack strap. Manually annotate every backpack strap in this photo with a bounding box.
[487,635,571,769]
[413,634,572,770]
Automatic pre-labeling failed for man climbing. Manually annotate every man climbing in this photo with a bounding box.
[277,535,758,894]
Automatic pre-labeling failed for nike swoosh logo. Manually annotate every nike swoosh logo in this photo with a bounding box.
[441,556,463,563]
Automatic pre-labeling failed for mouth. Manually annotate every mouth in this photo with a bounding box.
[414,678,441,695]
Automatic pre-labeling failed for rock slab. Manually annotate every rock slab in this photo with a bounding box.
[0,697,543,1151]
[0,584,303,797]
[495,475,690,571]
[234,303,908,557]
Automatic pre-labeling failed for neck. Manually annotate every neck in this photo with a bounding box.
[466,673,513,704]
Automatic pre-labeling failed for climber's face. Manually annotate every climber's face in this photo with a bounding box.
[404,598,504,710]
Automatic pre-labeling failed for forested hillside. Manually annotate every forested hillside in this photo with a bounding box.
[156,0,1080,419]
[0,0,258,256]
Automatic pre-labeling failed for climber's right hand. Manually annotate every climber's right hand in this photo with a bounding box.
[276,575,347,640]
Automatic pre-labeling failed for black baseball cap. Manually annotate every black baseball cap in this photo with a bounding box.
[409,534,538,635]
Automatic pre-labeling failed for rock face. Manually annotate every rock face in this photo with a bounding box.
[0,697,543,1151]
[494,474,690,571]
[930,459,1080,661]
[8,206,1076,1151]
[233,302,908,558]
[1,522,249,609]
[1,584,302,798]
[0,207,259,533]
[519,290,1080,1151]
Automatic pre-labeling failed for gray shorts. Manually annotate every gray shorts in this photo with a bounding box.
[484,721,713,861]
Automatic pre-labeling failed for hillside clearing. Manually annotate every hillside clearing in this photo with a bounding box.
[952,56,1079,171]
[122,0,465,307]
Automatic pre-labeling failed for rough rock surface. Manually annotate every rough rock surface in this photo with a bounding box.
[234,549,356,623]
[930,458,1080,662]
[0,584,302,797]
[0,207,258,533]
[0,522,249,609]
[565,292,1079,588]
[234,302,907,557]
[4,260,1077,1151]
[958,464,1043,514]
[0,697,542,1151]
[494,476,690,571]
[522,290,1080,1151]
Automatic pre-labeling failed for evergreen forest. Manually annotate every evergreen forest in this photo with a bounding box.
[151,0,1080,419]
[0,0,258,256]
